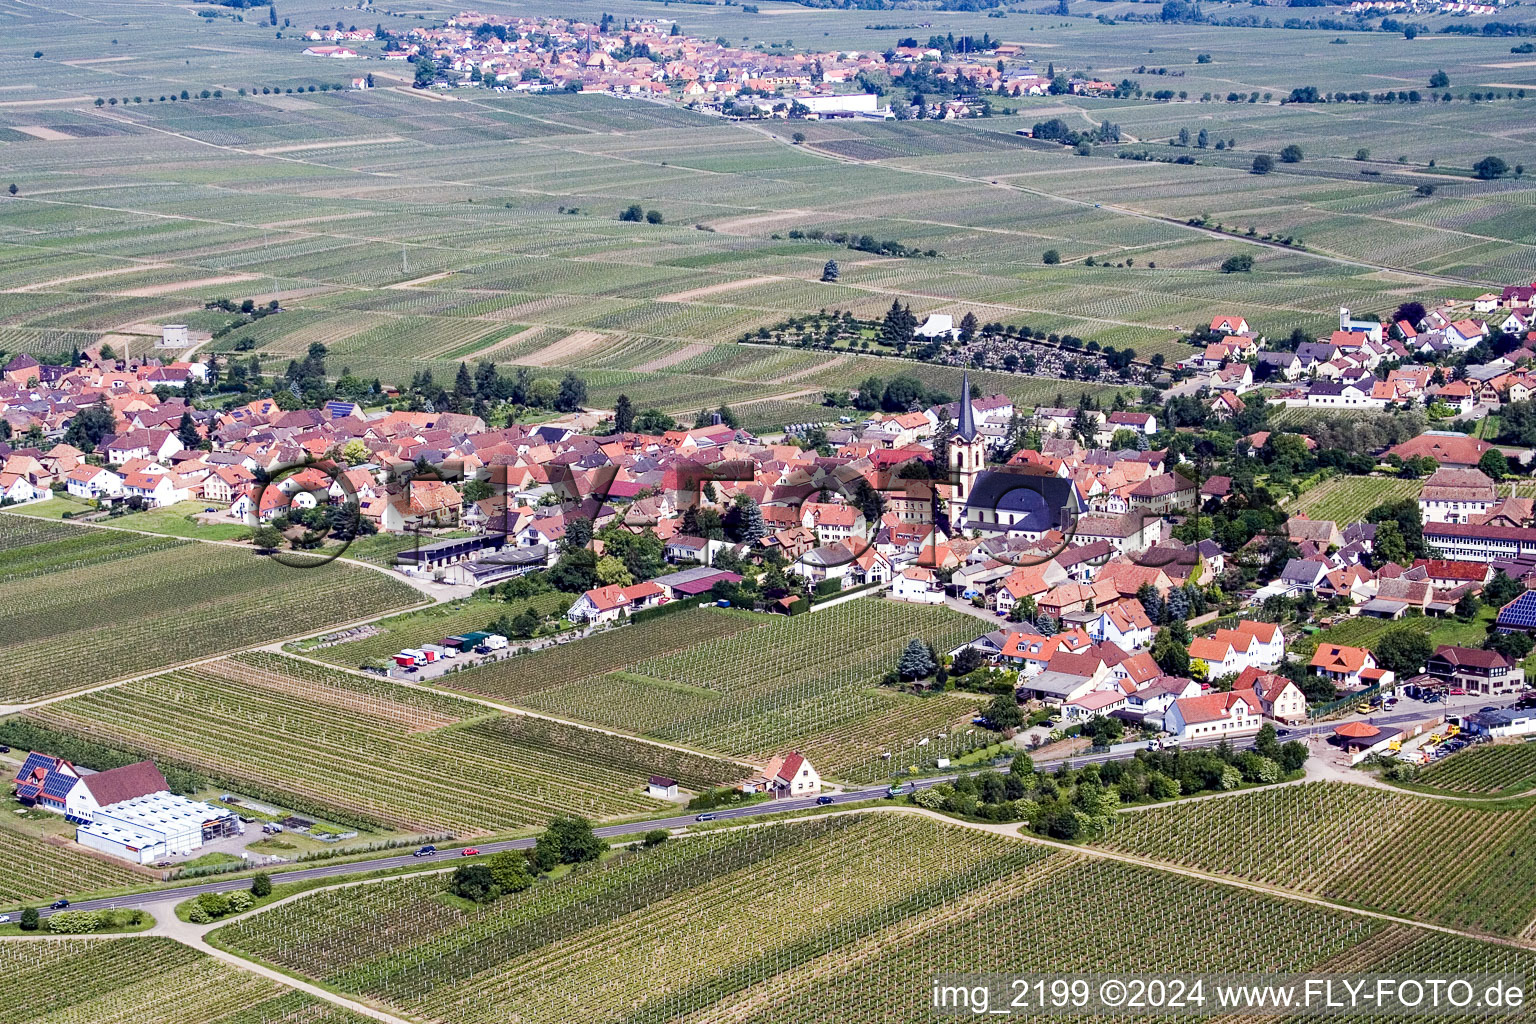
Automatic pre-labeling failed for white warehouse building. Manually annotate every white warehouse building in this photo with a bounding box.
[77,792,240,865]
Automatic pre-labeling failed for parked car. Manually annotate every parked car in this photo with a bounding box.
[50,899,68,910]
[0,744,10,753]
[816,795,834,805]
[695,812,717,822]
[460,847,479,856]
[0,914,11,924]
[413,845,436,857]
[1449,687,1466,695]
[1480,706,1497,713]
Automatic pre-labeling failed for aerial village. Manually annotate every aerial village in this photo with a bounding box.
[307,12,1088,119]
[1,283,1536,775]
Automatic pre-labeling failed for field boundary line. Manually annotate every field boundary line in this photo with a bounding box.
[278,649,765,771]
[824,805,1536,952]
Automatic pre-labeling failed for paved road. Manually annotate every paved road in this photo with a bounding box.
[36,736,1247,919]
[40,695,1515,920]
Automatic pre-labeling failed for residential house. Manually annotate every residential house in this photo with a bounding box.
[1126,473,1196,516]
[890,566,945,604]
[1236,668,1308,723]
[567,581,666,624]
[1310,644,1378,691]
[64,465,124,501]
[1418,467,1497,524]
[1188,636,1243,682]
[1425,645,1525,696]
[1165,689,1264,741]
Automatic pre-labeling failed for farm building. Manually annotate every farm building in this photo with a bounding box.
[12,753,238,863]
[77,792,240,865]
[651,566,743,600]
[647,776,679,800]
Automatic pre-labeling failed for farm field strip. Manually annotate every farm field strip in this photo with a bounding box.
[26,652,746,834]
[0,936,375,1024]
[0,515,422,703]
[1290,475,1423,521]
[208,811,1523,1024]
[1095,781,1536,937]
[445,600,990,774]
[1416,742,1536,795]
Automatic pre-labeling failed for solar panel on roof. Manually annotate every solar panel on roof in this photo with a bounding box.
[41,773,76,799]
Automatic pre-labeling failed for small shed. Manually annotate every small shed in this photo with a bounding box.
[646,776,678,800]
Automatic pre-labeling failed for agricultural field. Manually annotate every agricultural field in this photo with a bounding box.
[210,809,1536,1024]
[439,600,992,778]
[296,592,574,668]
[1096,781,1536,937]
[0,819,145,904]
[24,652,745,835]
[1415,741,1536,796]
[0,514,422,704]
[1290,475,1422,522]
[0,936,374,1024]
[4,0,1533,427]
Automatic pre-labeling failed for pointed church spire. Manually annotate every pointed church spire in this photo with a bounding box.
[956,370,977,442]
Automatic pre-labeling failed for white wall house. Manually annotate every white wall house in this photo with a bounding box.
[1165,689,1264,742]
[890,566,944,604]
[65,466,124,501]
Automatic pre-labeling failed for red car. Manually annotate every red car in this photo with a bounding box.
[460,847,479,856]
[1448,688,1466,696]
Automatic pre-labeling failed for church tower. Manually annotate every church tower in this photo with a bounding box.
[949,371,985,512]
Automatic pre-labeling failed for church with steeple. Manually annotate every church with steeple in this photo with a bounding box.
[948,370,1084,539]
[949,371,985,511]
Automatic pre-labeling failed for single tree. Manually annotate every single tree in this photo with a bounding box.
[1373,625,1434,678]
[1279,143,1303,163]
[1042,249,1060,265]
[897,638,937,680]
[644,209,663,224]
[176,410,201,450]
[250,524,285,552]
[1474,155,1509,180]
[250,873,272,898]
[1479,447,1508,481]
[612,394,634,434]
[487,850,533,893]
[821,258,839,282]
[985,692,1023,730]
[1429,69,1449,88]
[1250,154,1273,175]
[1220,253,1255,273]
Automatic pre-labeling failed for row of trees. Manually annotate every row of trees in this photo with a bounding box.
[912,731,1307,833]
[447,814,605,905]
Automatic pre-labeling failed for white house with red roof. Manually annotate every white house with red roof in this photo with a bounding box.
[743,751,821,796]
[103,428,182,466]
[801,501,866,545]
[1165,688,1264,741]
[122,470,190,508]
[889,565,944,604]
[568,581,666,624]
[64,465,124,501]
[1309,643,1381,691]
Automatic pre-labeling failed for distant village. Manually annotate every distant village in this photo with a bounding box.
[304,12,1099,120]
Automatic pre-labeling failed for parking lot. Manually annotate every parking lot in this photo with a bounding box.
[382,628,599,682]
